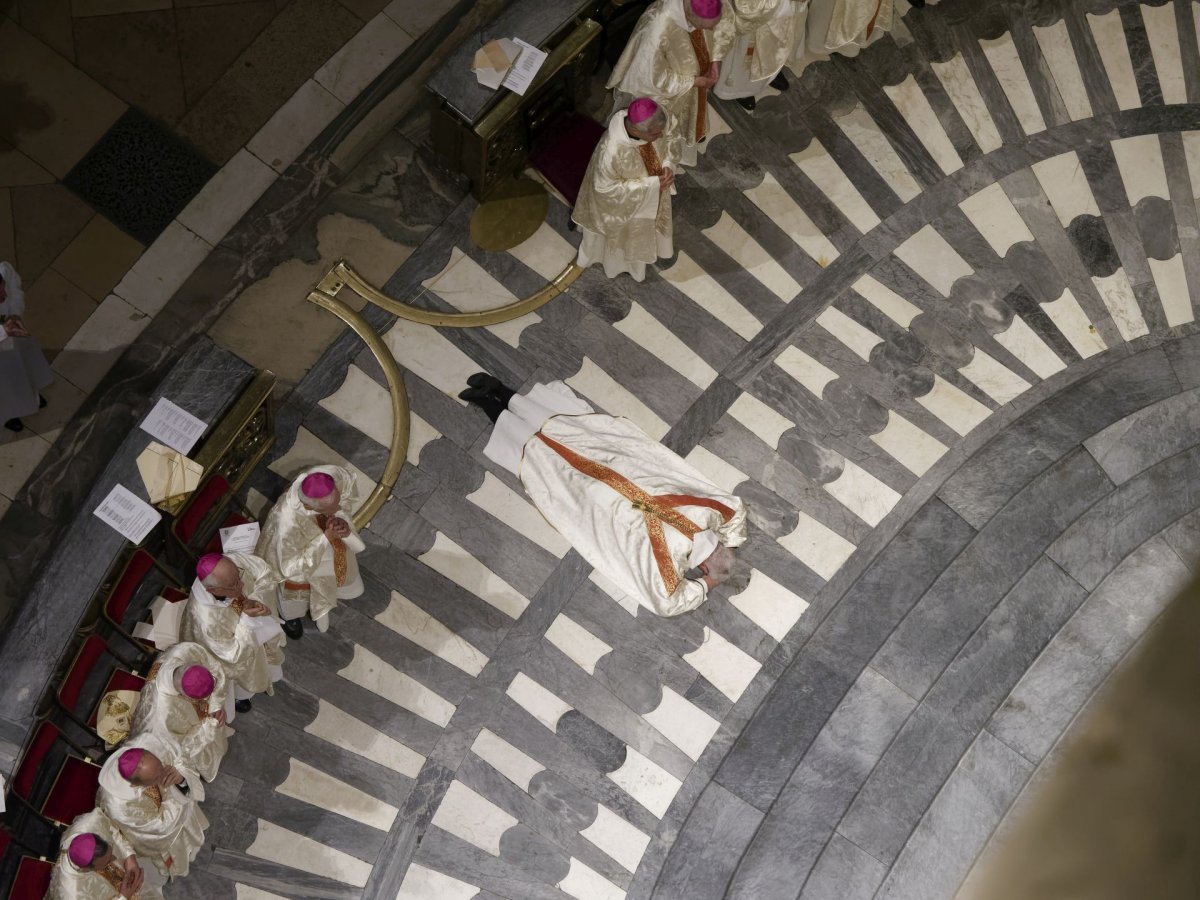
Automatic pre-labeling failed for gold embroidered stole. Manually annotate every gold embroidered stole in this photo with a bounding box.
[99,861,139,899]
[315,514,349,586]
[144,786,162,809]
[637,142,662,176]
[688,29,711,142]
[535,433,734,595]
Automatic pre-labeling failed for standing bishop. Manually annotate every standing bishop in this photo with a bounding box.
[181,552,285,715]
[257,467,365,636]
[96,739,208,881]
[129,643,230,783]
[791,0,894,74]
[574,99,681,281]
[49,810,160,900]
[608,0,735,168]
[713,0,805,110]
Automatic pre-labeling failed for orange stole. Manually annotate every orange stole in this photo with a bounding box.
[99,861,139,899]
[534,432,734,595]
[637,142,662,177]
[314,514,349,586]
[688,29,711,142]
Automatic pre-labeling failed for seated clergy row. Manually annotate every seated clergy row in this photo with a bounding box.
[573,0,896,280]
[47,467,366,899]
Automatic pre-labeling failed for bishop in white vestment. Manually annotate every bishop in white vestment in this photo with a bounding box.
[49,810,161,900]
[574,99,681,281]
[460,375,748,616]
[791,0,893,73]
[713,0,805,109]
[0,261,52,432]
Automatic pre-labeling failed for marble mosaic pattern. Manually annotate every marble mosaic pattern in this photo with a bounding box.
[165,0,1200,897]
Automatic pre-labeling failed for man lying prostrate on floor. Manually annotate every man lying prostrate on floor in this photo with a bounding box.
[49,809,162,900]
[97,740,207,881]
[128,643,230,784]
[459,374,747,616]
[257,467,365,636]
[181,553,285,715]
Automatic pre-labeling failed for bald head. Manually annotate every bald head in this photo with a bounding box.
[202,557,242,597]
[128,750,166,787]
[627,107,667,143]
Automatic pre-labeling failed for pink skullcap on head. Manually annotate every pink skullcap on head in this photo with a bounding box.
[628,98,659,124]
[181,665,214,699]
[117,748,144,781]
[300,472,336,499]
[196,553,223,580]
[690,0,721,18]
[68,834,97,868]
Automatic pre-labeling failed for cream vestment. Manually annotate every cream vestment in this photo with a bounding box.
[714,0,806,100]
[48,809,165,900]
[791,0,893,73]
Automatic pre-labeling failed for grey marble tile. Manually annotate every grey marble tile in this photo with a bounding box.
[412,826,574,900]
[1084,387,1200,483]
[1164,330,1200,390]
[798,833,888,900]
[1161,506,1200,571]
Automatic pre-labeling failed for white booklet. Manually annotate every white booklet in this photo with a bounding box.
[140,397,209,455]
[94,484,162,544]
[220,522,261,553]
[502,38,548,95]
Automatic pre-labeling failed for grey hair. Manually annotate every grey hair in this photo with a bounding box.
[629,107,667,136]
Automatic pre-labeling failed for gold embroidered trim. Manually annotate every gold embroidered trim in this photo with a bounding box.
[688,29,711,142]
[145,785,162,809]
[637,142,662,177]
[100,861,139,898]
[316,514,349,586]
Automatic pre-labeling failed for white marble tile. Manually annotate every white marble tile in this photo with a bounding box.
[930,54,1003,154]
[405,412,439,467]
[684,445,748,494]
[642,686,721,762]
[266,427,375,503]
[581,804,651,873]
[318,363,397,448]
[824,459,901,527]
[430,780,518,855]
[112,220,211,316]
[790,138,881,234]
[339,644,456,727]
[466,471,570,556]
[558,857,626,900]
[248,79,345,174]
[560,359,664,438]
[893,225,973,296]
[51,294,149,392]
[744,173,840,264]
[958,182,1034,257]
[1091,270,1150,341]
[883,75,963,175]
[915,374,992,436]
[815,307,883,361]
[588,570,642,617]
[957,349,1031,405]
[613,304,717,389]
[659,251,760,340]
[314,12,414,105]
[834,103,922,202]
[396,864,479,900]
[1031,151,1101,226]
[702,212,802,301]
[0,431,50,498]
[1088,9,1142,110]
[506,671,572,731]
[247,820,372,887]
[376,590,490,676]
[682,626,760,702]
[419,532,530,619]
[235,886,289,900]
[979,33,1047,134]
[870,410,947,476]
[1111,134,1169,204]
[277,758,399,831]
[993,316,1067,379]
[22,377,85,444]
[1040,288,1107,358]
[1182,130,1200,200]
[1141,3,1187,105]
[177,149,277,246]
[507,221,578,281]
[606,746,682,818]
[775,345,839,397]
[383,313,483,403]
[1033,21,1093,121]
[471,727,544,792]
[852,274,922,327]
[777,510,856,580]
[726,568,809,642]
[545,614,614,675]
[422,247,540,348]
[727,391,794,449]
[246,487,271,519]
[705,106,733,145]
[1149,254,1195,327]
[304,699,425,778]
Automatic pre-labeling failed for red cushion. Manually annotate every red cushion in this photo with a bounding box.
[105,549,156,625]
[10,856,53,900]
[12,722,58,800]
[88,671,146,727]
[57,635,108,715]
[174,475,231,544]
[41,757,99,826]
[163,586,187,603]
[529,112,606,206]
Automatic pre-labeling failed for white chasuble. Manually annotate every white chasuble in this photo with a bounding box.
[48,809,165,900]
[714,0,805,99]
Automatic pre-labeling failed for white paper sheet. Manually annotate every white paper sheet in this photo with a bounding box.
[140,397,209,455]
[132,594,185,649]
[502,38,548,95]
[94,484,162,544]
[220,522,261,553]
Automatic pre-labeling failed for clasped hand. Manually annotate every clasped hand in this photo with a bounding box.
[323,516,351,540]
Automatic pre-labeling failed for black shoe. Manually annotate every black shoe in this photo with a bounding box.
[38,395,46,409]
[769,71,788,91]
[737,96,757,112]
[282,618,303,640]
[909,0,925,7]
[235,699,252,714]
[458,386,492,403]
[466,372,503,392]
[4,418,23,432]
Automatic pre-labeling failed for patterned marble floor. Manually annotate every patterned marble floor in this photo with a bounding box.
[165,0,1200,897]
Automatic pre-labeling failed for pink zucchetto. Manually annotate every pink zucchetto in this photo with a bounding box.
[300,472,336,499]
[68,833,97,868]
[628,97,659,124]
[196,553,223,580]
[181,665,214,699]
[690,0,722,19]
[117,748,144,781]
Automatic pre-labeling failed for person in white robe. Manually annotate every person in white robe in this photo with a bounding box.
[49,810,162,900]
[0,261,52,432]
[460,374,748,616]
[790,0,894,74]
[257,466,364,636]
[608,0,736,168]
[714,0,805,110]
[128,643,230,783]
[573,99,682,281]
[182,552,285,714]
[96,738,208,880]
